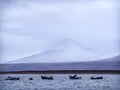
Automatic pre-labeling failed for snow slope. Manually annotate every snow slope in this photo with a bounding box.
[9,39,99,63]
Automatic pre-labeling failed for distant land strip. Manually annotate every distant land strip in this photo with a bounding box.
[0,70,120,74]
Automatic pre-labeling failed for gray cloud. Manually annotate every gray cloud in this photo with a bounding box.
[1,0,119,62]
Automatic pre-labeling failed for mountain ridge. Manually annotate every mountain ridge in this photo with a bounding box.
[0,55,120,71]
[8,39,99,63]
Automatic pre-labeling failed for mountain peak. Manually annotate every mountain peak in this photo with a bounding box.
[8,39,99,63]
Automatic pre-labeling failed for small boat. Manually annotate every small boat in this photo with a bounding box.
[41,76,54,80]
[69,74,81,79]
[29,77,33,80]
[5,76,20,80]
[90,76,103,80]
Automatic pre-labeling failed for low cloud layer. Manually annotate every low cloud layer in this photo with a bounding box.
[0,0,119,63]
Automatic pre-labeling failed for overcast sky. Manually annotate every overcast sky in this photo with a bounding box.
[0,0,120,63]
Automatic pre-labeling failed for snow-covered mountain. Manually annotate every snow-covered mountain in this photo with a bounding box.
[9,39,99,63]
[1,55,120,71]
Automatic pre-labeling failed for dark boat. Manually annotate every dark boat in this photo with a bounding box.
[41,76,54,80]
[5,76,20,80]
[69,74,81,79]
[90,76,103,80]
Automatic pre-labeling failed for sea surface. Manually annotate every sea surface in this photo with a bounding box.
[0,74,120,90]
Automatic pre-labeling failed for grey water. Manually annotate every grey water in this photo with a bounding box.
[0,74,120,90]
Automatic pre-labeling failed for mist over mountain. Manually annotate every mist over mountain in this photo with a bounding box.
[8,39,100,63]
[1,0,119,64]
[1,55,120,71]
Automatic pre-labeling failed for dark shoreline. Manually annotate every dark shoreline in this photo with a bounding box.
[0,70,120,75]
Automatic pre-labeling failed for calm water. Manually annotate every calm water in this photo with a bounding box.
[0,74,120,90]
